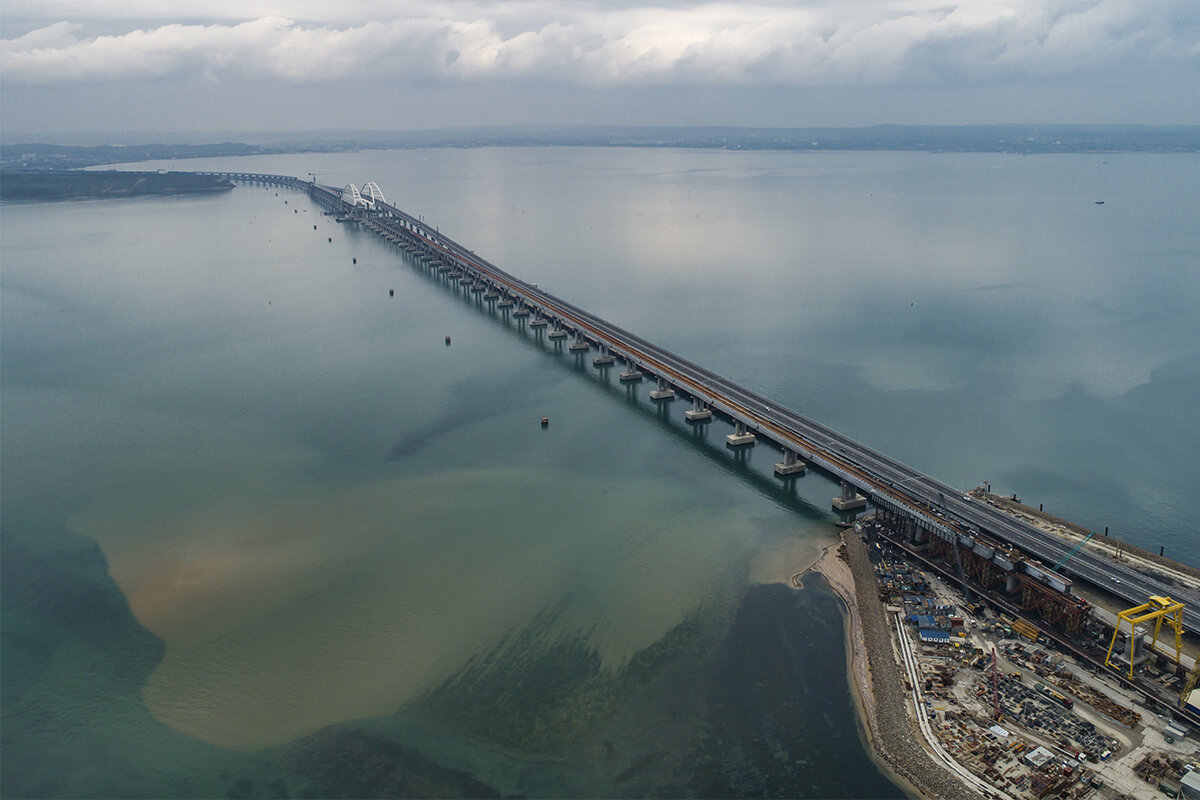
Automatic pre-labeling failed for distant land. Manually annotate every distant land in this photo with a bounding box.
[0,170,234,201]
[2,124,1197,171]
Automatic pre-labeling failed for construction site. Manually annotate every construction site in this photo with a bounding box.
[846,494,1200,800]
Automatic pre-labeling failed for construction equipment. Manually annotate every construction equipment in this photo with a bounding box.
[1010,617,1040,642]
[1053,531,1094,571]
[1104,595,1185,680]
[949,537,976,606]
[1181,658,1200,708]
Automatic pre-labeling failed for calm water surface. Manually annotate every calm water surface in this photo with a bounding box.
[3,148,1197,798]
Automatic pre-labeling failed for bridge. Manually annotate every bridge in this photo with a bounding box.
[219,171,1199,636]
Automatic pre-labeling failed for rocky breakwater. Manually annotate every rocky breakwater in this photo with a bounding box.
[828,529,980,800]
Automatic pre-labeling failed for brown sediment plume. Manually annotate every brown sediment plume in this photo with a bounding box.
[801,531,978,800]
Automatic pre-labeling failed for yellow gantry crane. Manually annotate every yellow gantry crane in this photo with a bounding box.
[1105,595,1185,680]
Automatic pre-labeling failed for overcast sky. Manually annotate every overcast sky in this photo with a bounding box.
[2,1,1198,138]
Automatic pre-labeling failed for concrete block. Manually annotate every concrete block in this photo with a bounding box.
[833,494,868,511]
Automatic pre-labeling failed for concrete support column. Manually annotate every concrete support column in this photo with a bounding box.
[530,315,548,328]
[593,345,615,367]
[569,332,590,352]
[832,479,867,511]
[619,358,643,382]
[685,397,712,422]
[497,297,514,309]
[548,324,568,339]
[650,377,675,400]
[513,303,530,318]
[774,448,806,477]
[726,420,756,447]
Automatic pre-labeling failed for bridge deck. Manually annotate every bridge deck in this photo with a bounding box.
[221,171,1198,633]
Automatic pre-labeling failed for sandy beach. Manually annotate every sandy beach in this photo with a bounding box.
[795,531,974,800]
[794,539,881,745]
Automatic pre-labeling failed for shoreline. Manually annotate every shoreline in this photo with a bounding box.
[795,539,921,800]
[0,170,234,201]
[796,530,976,800]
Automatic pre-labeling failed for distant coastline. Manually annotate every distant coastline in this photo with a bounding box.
[0,170,234,201]
[2,123,1197,172]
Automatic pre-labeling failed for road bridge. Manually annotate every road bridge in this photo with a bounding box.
[225,172,1200,634]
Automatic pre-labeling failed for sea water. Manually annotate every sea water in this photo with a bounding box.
[3,147,1197,798]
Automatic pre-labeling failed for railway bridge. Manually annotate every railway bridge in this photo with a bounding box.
[217,171,1200,637]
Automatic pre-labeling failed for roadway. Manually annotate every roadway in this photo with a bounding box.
[220,174,1196,634]
[356,193,1199,633]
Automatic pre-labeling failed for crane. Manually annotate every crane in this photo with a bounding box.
[1053,531,1094,571]
[990,648,1002,721]
[1182,658,1200,709]
[1105,595,1185,680]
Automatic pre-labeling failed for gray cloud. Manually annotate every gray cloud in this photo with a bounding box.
[4,1,1196,88]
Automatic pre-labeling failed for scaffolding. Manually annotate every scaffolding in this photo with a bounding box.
[1105,595,1185,680]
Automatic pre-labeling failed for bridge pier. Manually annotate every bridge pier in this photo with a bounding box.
[497,298,514,309]
[832,480,867,511]
[569,332,589,352]
[530,316,548,328]
[726,420,755,447]
[548,325,568,340]
[774,449,806,477]
[593,345,615,367]
[649,377,675,400]
[685,397,712,422]
[513,304,530,318]
[619,359,643,382]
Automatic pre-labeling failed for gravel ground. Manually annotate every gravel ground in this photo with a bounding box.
[841,531,981,800]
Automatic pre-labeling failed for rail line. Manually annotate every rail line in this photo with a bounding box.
[221,172,1199,634]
